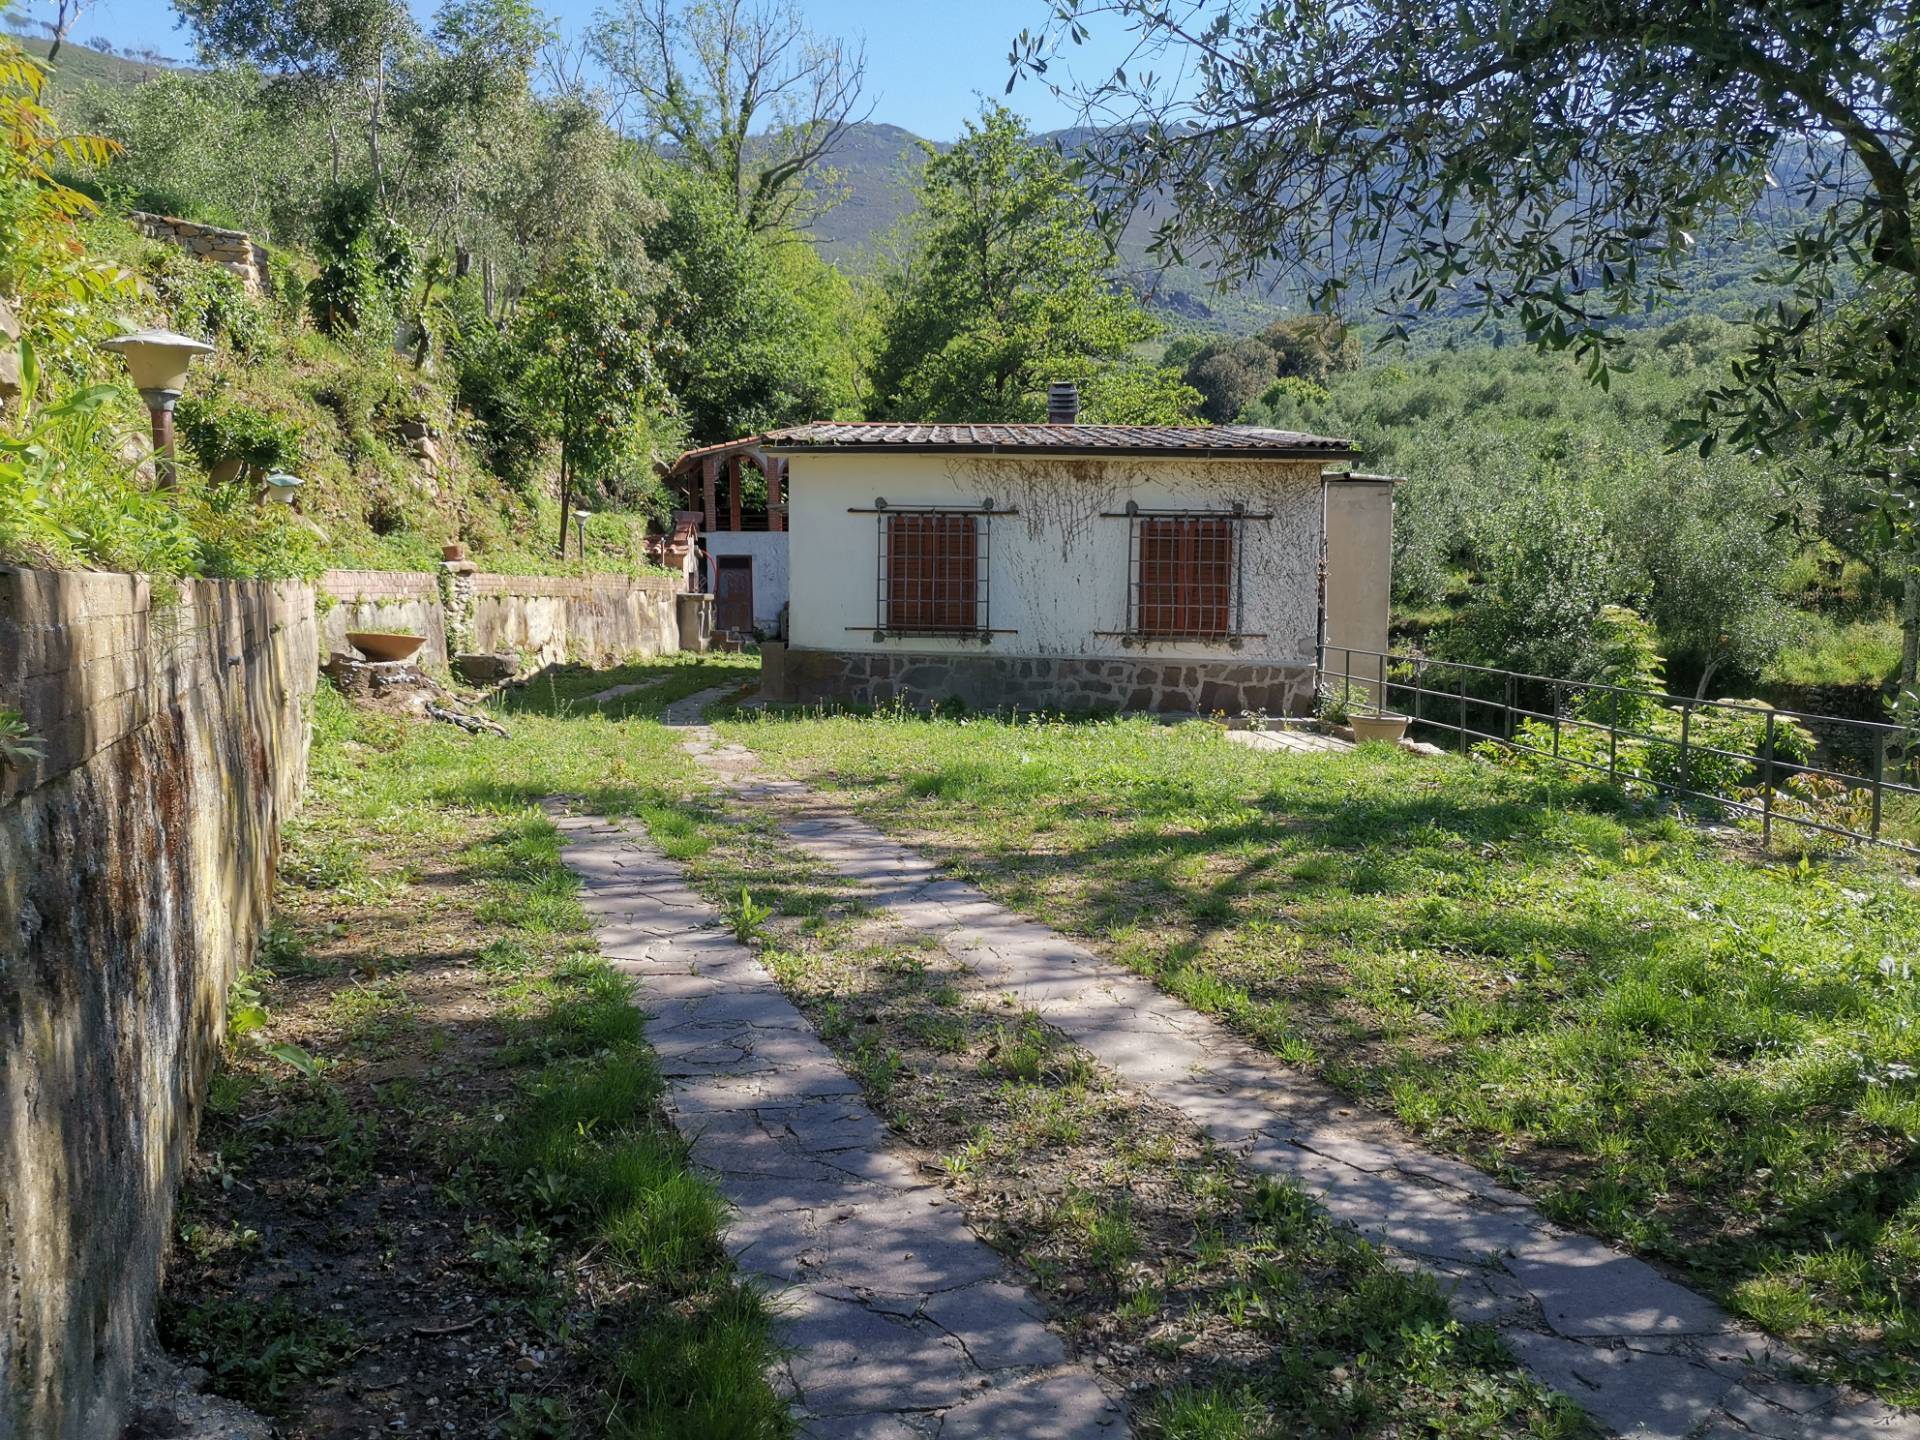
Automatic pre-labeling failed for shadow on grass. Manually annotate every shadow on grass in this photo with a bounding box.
[167,800,792,1436]
[714,716,1920,1400]
[496,657,759,722]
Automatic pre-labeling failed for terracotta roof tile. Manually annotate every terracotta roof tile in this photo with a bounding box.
[761,422,1355,459]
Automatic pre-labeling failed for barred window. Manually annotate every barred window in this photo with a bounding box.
[1136,517,1233,637]
[885,512,979,633]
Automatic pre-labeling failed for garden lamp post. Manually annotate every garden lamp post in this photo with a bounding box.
[102,330,214,490]
[572,507,591,561]
[263,471,304,506]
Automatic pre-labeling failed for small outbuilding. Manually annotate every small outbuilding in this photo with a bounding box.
[748,386,1394,716]
[659,435,792,641]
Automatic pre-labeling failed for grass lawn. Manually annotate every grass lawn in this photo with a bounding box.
[640,799,1588,1439]
[160,656,787,1437]
[718,706,1920,1406]
[495,652,761,721]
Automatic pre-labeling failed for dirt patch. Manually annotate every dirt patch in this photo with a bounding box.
[152,839,600,1437]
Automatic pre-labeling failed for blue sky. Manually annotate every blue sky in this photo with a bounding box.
[48,0,1141,139]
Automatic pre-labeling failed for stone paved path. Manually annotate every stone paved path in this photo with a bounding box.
[550,755,1126,1437]
[1223,726,1354,754]
[665,697,1918,1440]
[584,677,664,705]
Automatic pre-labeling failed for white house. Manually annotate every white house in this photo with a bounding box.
[750,393,1395,715]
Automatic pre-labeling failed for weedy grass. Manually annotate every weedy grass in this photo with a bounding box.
[162,664,787,1433]
[639,781,1588,1440]
[719,706,1920,1404]
[494,651,761,722]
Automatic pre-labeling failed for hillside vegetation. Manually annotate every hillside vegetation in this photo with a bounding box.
[1194,319,1907,696]
[0,7,1909,706]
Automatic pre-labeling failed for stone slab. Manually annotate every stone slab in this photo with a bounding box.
[555,809,1122,1437]
[707,777,1920,1440]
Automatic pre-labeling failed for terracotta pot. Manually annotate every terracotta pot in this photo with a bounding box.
[346,631,427,663]
[442,542,467,562]
[1349,713,1410,745]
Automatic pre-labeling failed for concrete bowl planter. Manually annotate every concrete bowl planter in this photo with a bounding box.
[1349,712,1411,745]
[346,630,427,663]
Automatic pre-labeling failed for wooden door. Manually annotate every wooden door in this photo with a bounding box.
[714,555,753,634]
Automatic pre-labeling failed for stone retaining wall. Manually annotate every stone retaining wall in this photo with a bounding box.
[1762,679,1899,769]
[470,572,680,666]
[0,567,317,1439]
[772,645,1317,716]
[317,568,683,671]
[129,212,271,294]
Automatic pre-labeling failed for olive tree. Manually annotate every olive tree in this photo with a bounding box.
[588,0,869,233]
[1014,0,1920,693]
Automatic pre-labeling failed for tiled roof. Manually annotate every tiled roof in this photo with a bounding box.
[761,422,1356,459]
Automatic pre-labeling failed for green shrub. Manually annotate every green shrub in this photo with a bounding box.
[177,390,304,477]
[307,181,418,339]
[1765,616,1905,687]
[1484,696,1815,808]
[1452,486,1625,679]
[151,250,271,355]
[445,282,539,493]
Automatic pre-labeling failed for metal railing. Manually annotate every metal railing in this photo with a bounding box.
[1320,644,1920,856]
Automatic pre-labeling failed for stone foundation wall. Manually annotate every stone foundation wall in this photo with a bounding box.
[1,567,317,1439]
[773,645,1318,717]
[129,212,271,294]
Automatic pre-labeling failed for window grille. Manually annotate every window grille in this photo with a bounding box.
[1094,505,1267,642]
[1135,517,1234,638]
[877,510,988,635]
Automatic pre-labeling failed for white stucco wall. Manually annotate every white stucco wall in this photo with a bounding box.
[780,452,1326,666]
[1322,478,1397,699]
[704,531,789,631]
[1323,479,1396,661]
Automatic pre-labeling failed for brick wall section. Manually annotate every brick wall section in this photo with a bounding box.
[0,568,317,1439]
[318,568,683,670]
[317,569,450,669]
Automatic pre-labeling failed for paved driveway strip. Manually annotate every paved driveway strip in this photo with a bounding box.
[675,723,1919,1440]
[550,802,1126,1439]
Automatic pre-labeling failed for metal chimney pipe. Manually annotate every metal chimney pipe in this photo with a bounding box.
[1047,380,1080,424]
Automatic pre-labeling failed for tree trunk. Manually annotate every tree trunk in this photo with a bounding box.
[1694,655,1720,701]
[1901,560,1920,692]
[556,446,571,558]
[366,57,389,200]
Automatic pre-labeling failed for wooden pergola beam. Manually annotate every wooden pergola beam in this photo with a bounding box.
[701,455,719,531]
[727,454,743,532]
